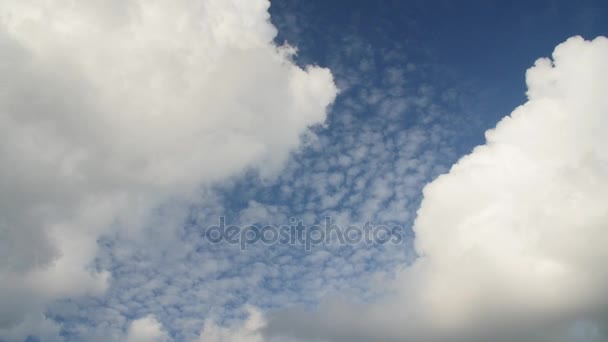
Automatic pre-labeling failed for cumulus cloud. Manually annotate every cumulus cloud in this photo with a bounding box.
[264,36,608,341]
[126,316,170,342]
[199,307,266,342]
[0,0,336,339]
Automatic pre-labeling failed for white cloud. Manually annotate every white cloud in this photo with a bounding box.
[264,36,608,341]
[198,307,266,342]
[199,307,311,342]
[0,0,336,339]
[126,316,170,342]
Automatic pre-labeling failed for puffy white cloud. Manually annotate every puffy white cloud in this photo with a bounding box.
[198,307,266,342]
[264,36,608,341]
[199,307,311,342]
[126,316,170,342]
[0,0,336,339]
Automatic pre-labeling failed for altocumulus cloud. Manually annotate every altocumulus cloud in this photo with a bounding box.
[256,36,608,342]
[0,0,336,339]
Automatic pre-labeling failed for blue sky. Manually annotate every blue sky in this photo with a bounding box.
[271,0,608,143]
[1,1,608,341]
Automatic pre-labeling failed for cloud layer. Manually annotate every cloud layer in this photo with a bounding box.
[0,0,336,339]
[2,1,607,341]
[263,36,608,342]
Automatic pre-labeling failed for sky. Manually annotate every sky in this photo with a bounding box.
[0,0,607,341]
